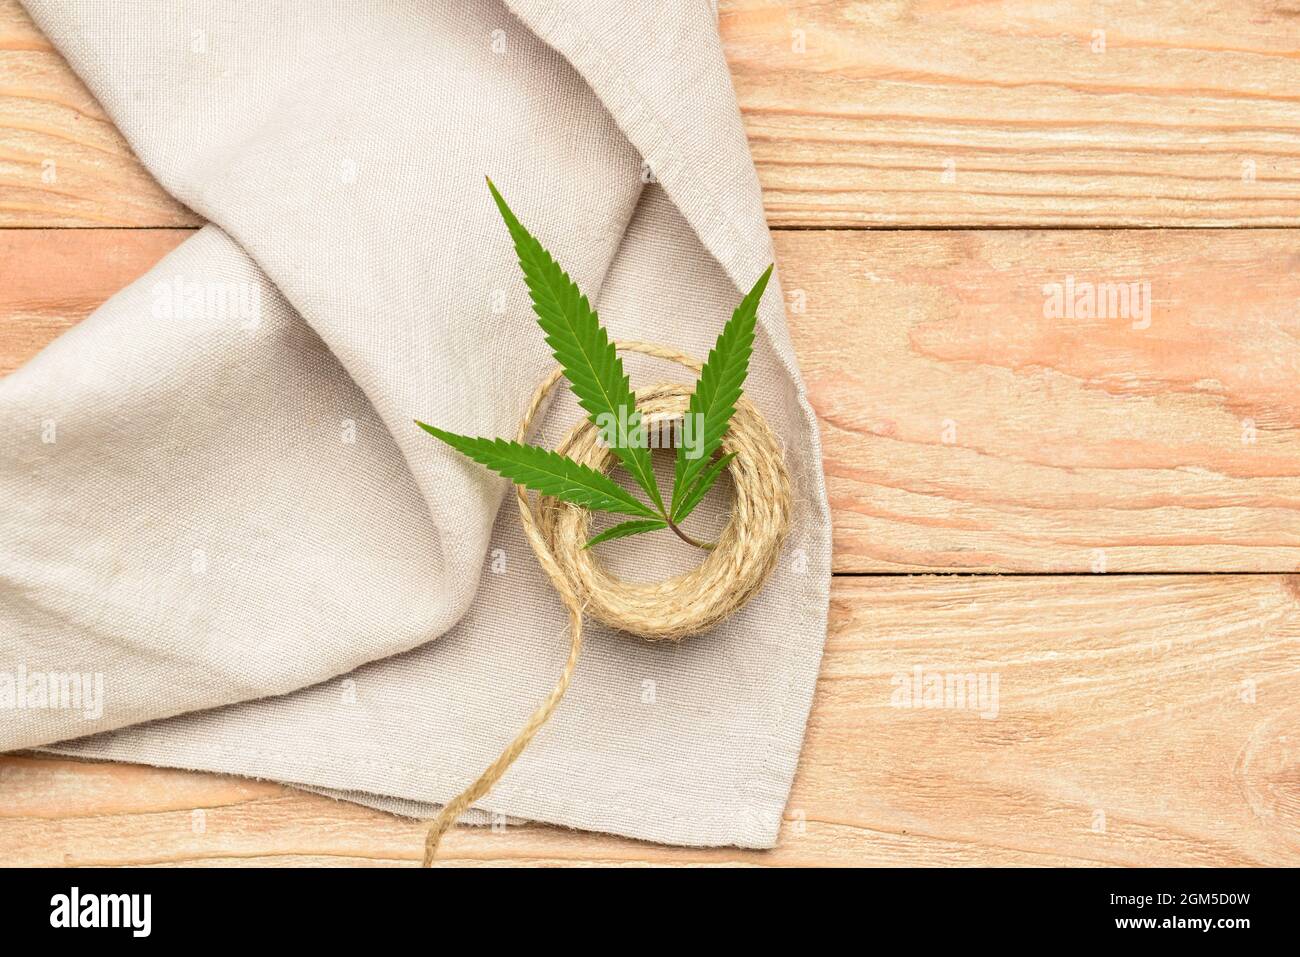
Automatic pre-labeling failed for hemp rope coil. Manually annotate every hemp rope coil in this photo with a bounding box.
[423,340,791,865]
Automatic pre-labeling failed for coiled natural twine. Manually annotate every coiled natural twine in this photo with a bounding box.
[423,341,791,865]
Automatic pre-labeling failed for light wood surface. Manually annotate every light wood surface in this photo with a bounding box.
[0,0,199,227]
[2,0,1298,867]
[788,228,1300,572]
[726,0,1300,226]
[3,0,1300,228]
[5,576,1297,866]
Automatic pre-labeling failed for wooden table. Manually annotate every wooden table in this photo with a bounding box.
[2,0,1297,867]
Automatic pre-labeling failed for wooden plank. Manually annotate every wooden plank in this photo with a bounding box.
[4,227,1298,572]
[3,0,1299,228]
[785,227,1300,572]
[0,0,198,227]
[4,574,1297,867]
[0,228,187,373]
[726,0,1300,226]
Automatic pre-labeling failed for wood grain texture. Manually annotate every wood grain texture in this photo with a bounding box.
[4,575,1297,867]
[784,228,1300,572]
[3,0,1299,228]
[0,0,198,227]
[727,0,1300,226]
[4,227,1298,572]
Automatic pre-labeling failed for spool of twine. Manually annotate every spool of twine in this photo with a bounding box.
[422,341,791,865]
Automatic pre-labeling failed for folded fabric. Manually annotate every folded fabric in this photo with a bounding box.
[1,0,831,848]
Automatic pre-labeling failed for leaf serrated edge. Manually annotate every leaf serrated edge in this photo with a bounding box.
[672,452,737,524]
[583,518,669,549]
[486,177,665,513]
[670,265,772,516]
[415,420,657,519]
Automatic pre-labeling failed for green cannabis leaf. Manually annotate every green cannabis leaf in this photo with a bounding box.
[670,265,771,522]
[486,178,664,515]
[583,518,670,550]
[415,424,659,518]
[416,178,772,551]
[672,451,736,525]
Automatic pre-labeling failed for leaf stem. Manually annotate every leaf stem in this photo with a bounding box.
[665,515,715,551]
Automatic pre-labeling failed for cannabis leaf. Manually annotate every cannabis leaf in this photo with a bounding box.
[583,518,669,550]
[671,452,736,525]
[669,265,771,522]
[416,179,773,551]
[415,423,658,519]
[486,178,664,515]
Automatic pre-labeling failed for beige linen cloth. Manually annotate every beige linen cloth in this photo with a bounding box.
[0,0,831,848]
